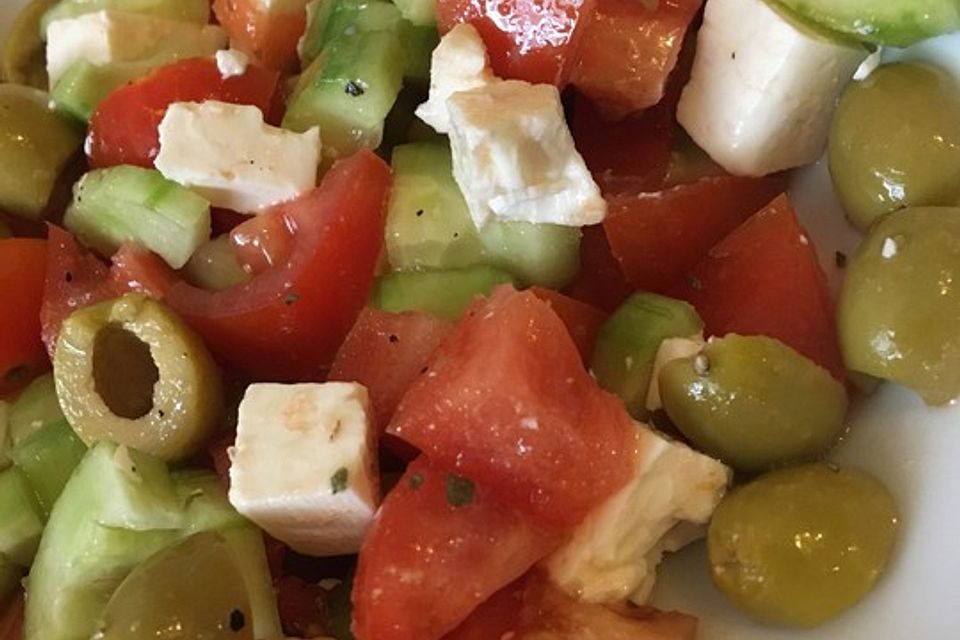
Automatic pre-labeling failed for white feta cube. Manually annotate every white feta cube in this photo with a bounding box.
[228,382,379,557]
[447,80,607,229]
[155,101,321,214]
[645,334,705,412]
[215,49,250,79]
[544,423,730,604]
[676,0,868,176]
[415,23,497,134]
[46,11,227,88]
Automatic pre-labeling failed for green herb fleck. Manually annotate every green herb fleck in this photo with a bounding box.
[331,467,349,494]
[445,474,475,507]
[284,292,301,306]
[409,472,424,490]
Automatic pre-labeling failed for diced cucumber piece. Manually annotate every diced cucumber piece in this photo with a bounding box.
[8,373,65,447]
[402,23,438,85]
[591,293,704,419]
[9,420,86,518]
[182,235,251,292]
[0,554,21,603]
[23,441,183,640]
[284,29,405,162]
[769,0,960,47]
[51,61,152,122]
[479,221,581,290]
[173,470,246,535]
[41,0,210,36]
[372,266,515,320]
[64,166,211,269]
[0,468,44,567]
[300,0,403,68]
[394,0,436,26]
[387,142,486,270]
[386,141,583,287]
[0,401,10,471]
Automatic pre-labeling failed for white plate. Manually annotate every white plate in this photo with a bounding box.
[3,1,959,638]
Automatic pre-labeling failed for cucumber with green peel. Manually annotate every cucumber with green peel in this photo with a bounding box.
[284,29,405,162]
[40,0,211,36]
[9,420,86,518]
[768,0,960,47]
[372,266,515,320]
[401,22,438,85]
[394,0,436,26]
[0,468,44,567]
[64,166,211,269]
[8,373,65,447]
[299,0,403,68]
[479,221,581,290]
[591,293,704,419]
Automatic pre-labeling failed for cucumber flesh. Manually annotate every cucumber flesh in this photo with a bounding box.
[394,0,436,27]
[8,373,65,447]
[9,420,86,518]
[371,266,515,320]
[590,293,704,419]
[299,0,402,68]
[0,468,44,567]
[41,0,211,36]
[769,0,960,46]
[64,166,211,269]
[402,22,438,85]
[479,221,581,290]
[181,234,251,292]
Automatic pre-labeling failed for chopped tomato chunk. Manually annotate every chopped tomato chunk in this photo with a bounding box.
[604,176,787,293]
[562,225,632,313]
[0,239,48,396]
[213,0,307,71]
[671,194,845,380]
[388,286,636,530]
[529,286,606,363]
[352,459,560,640]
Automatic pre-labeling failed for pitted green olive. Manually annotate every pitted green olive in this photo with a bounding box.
[659,334,847,471]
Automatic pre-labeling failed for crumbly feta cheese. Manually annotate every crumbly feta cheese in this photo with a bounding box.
[645,334,706,412]
[415,23,497,134]
[229,383,379,557]
[676,0,868,177]
[155,101,321,214]
[447,80,607,229]
[544,423,730,604]
[215,49,250,79]
[46,11,227,88]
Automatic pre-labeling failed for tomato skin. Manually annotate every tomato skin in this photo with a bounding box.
[570,0,702,117]
[562,224,632,313]
[329,308,453,459]
[213,0,307,71]
[109,243,177,299]
[445,571,698,640]
[604,176,787,293]
[166,151,392,382]
[387,286,636,530]
[528,286,606,363]
[87,57,282,169]
[436,0,595,85]
[352,459,560,640]
[0,239,48,397]
[671,194,845,381]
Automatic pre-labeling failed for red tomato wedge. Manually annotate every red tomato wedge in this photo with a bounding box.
[529,286,606,363]
[604,176,787,293]
[671,194,845,380]
[570,0,702,117]
[87,57,282,169]
[436,0,595,85]
[213,0,307,71]
[352,459,560,640]
[329,308,453,459]
[0,239,48,396]
[387,286,636,530]
[562,224,632,313]
[109,243,177,299]
[165,151,391,381]
[445,571,698,640]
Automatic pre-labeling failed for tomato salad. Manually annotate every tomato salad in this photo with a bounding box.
[1,0,959,638]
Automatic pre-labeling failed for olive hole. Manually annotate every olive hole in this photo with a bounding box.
[93,324,160,420]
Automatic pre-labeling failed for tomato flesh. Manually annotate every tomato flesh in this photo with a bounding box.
[671,194,846,380]
[0,239,48,396]
[562,225,632,313]
[387,286,636,530]
[88,57,282,169]
[352,459,560,640]
[213,0,307,72]
[528,286,606,363]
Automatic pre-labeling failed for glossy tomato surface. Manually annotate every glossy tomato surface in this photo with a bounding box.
[0,238,47,395]
[213,0,307,71]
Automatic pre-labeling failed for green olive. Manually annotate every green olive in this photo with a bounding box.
[0,84,82,220]
[708,463,899,627]
[2,0,54,89]
[659,335,847,471]
[829,63,960,230]
[838,206,960,404]
[54,294,223,461]
[96,532,254,640]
